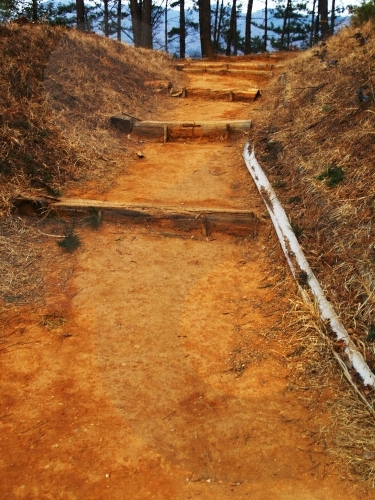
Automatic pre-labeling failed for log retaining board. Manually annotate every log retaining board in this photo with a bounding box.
[110,115,252,141]
[176,63,274,71]
[51,199,259,238]
[184,87,261,102]
[176,66,274,78]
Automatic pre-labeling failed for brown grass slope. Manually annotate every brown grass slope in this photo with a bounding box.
[251,21,375,385]
[0,23,182,214]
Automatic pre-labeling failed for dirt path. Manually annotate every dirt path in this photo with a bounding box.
[1,60,373,499]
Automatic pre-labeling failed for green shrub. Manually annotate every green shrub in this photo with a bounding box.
[58,232,81,252]
[349,1,375,26]
[317,165,345,187]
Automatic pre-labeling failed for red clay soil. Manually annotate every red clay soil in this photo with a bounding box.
[1,59,373,499]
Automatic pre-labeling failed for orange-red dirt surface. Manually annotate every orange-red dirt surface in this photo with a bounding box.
[1,57,374,499]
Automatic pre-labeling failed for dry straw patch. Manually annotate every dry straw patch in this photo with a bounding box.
[258,243,375,487]
[0,216,80,307]
[0,22,183,306]
[285,296,375,487]
[0,23,183,212]
[253,234,375,487]
[250,21,375,484]
[0,21,184,319]
[252,21,375,377]
[0,218,45,304]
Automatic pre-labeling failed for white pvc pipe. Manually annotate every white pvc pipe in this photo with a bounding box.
[243,142,375,387]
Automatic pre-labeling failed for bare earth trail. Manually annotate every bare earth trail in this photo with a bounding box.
[1,59,373,499]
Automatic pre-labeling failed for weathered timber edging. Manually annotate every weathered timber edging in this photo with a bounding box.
[110,115,251,141]
[182,87,260,102]
[178,67,274,79]
[176,62,274,71]
[51,199,259,238]
[243,143,375,396]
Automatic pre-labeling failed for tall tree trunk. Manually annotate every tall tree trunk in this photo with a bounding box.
[117,0,122,41]
[165,0,168,52]
[280,0,291,50]
[129,0,142,45]
[330,0,335,34]
[244,0,253,54]
[232,0,238,56]
[216,0,225,52]
[180,0,186,58]
[84,9,90,30]
[130,0,153,48]
[264,0,268,52]
[233,15,238,55]
[213,0,220,52]
[104,0,109,37]
[314,12,320,43]
[76,0,85,29]
[310,0,316,47]
[319,0,328,39]
[198,0,214,58]
[142,0,153,48]
[32,0,38,21]
[226,0,237,56]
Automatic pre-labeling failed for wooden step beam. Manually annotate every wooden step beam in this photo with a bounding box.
[183,87,260,102]
[207,68,273,78]
[110,115,252,141]
[176,65,274,78]
[51,199,259,238]
[176,62,274,71]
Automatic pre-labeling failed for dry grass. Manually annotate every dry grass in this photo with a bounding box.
[0,23,183,213]
[250,21,375,485]
[0,217,45,304]
[282,294,375,487]
[0,215,82,306]
[253,234,375,486]
[252,22,375,380]
[0,21,183,305]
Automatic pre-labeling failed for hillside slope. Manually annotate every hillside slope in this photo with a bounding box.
[251,21,375,385]
[0,23,182,214]
[243,24,375,483]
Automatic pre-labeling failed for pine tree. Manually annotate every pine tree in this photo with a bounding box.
[244,0,254,54]
[269,0,310,50]
[197,0,214,57]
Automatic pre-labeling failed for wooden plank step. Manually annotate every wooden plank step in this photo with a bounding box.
[51,199,259,238]
[176,62,274,71]
[183,87,260,102]
[110,115,251,141]
[177,66,274,78]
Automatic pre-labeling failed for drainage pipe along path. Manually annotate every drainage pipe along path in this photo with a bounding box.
[51,57,372,499]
